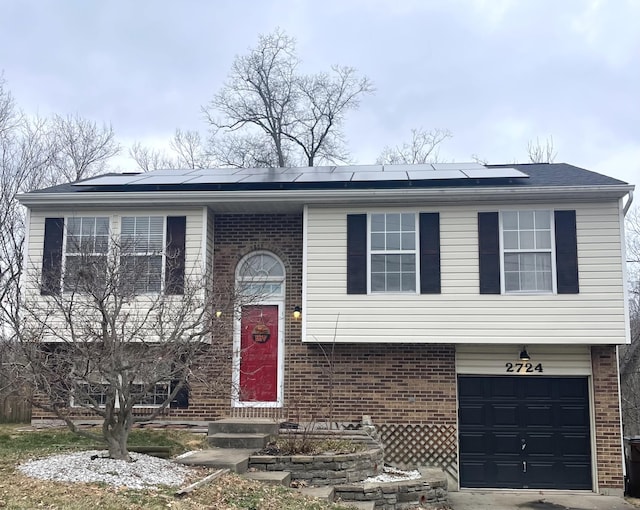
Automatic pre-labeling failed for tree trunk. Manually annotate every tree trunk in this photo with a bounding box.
[104,419,132,461]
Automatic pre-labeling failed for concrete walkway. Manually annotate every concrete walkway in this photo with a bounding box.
[448,491,636,509]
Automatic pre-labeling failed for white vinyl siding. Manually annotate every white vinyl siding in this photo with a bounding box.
[304,202,627,345]
[456,344,592,376]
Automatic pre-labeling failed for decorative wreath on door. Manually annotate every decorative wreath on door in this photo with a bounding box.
[251,323,271,343]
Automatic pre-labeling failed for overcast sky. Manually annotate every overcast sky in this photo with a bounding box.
[1,0,638,189]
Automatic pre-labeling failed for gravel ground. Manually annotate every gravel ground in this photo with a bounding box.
[18,450,191,490]
[363,465,421,483]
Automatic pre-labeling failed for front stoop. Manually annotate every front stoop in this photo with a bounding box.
[244,470,291,486]
[298,485,335,502]
[208,418,279,436]
[340,503,375,510]
[177,420,279,474]
[208,432,273,449]
[176,448,254,473]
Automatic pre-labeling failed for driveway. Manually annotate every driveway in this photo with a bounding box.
[448,491,637,509]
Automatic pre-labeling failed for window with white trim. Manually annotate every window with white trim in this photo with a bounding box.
[73,382,110,407]
[72,382,170,408]
[131,382,170,407]
[370,213,417,292]
[501,210,553,292]
[237,252,285,298]
[63,216,109,292]
[120,216,164,294]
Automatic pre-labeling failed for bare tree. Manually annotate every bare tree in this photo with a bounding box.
[204,29,372,167]
[129,141,177,172]
[376,128,451,165]
[286,66,373,166]
[10,231,245,460]
[0,79,57,338]
[527,136,557,164]
[170,128,212,169]
[50,114,120,182]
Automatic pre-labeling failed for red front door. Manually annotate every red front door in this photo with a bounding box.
[239,305,279,402]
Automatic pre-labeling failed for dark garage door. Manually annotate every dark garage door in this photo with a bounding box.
[458,376,592,489]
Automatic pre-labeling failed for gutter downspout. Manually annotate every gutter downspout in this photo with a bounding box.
[624,190,634,216]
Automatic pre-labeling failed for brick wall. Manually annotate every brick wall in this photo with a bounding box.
[591,345,624,492]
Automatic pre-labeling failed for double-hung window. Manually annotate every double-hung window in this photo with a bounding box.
[120,216,164,294]
[370,213,418,293]
[347,212,440,295]
[501,210,553,292]
[478,209,578,295]
[63,217,109,292]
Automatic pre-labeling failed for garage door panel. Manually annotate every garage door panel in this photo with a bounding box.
[459,376,592,490]
[459,404,484,426]
[561,434,591,456]
[492,404,518,426]
[559,378,589,398]
[495,462,522,484]
[490,378,517,398]
[523,378,554,398]
[459,461,489,487]
[559,405,589,426]
[523,405,553,426]
[525,433,556,455]
[492,433,521,454]
[459,432,487,454]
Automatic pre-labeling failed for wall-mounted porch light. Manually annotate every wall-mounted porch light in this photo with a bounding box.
[292,306,302,319]
[519,346,530,361]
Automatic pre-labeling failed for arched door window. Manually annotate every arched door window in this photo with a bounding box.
[236,252,285,299]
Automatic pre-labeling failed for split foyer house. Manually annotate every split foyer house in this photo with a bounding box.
[19,162,633,494]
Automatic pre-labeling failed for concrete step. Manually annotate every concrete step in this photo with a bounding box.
[175,448,253,473]
[208,432,272,449]
[244,470,291,487]
[209,418,279,435]
[341,502,375,510]
[298,485,335,502]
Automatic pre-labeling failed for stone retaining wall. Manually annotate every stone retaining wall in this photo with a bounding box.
[334,468,448,510]
[249,448,383,486]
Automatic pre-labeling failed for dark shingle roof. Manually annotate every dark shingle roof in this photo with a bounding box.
[28,163,629,194]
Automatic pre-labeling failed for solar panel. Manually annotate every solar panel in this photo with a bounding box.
[72,163,529,187]
[73,175,145,186]
[462,168,529,179]
[294,171,354,182]
[432,163,486,171]
[407,170,467,180]
[351,171,408,181]
[130,174,199,185]
[350,165,386,173]
[186,173,250,184]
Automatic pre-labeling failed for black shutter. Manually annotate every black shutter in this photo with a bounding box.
[347,214,367,294]
[554,210,579,294]
[169,381,189,409]
[478,212,501,294]
[41,218,64,296]
[165,216,186,295]
[419,213,441,294]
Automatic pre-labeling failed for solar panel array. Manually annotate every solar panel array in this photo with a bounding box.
[73,163,529,187]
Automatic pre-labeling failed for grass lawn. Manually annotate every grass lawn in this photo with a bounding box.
[0,424,359,510]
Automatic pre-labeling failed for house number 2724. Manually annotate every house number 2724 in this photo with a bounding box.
[505,362,543,373]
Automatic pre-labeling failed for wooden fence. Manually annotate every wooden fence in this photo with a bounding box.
[0,394,31,423]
